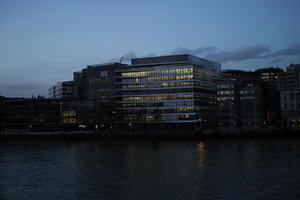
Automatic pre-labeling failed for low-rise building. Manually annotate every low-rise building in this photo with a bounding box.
[4,97,61,132]
[60,100,113,131]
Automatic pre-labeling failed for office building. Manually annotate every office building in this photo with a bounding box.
[46,62,128,130]
[114,54,221,129]
[217,70,264,129]
[256,67,283,125]
[279,64,300,128]
[73,62,128,102]
[48,81,73,99]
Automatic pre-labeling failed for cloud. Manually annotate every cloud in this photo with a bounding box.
[108,43,300,65]
[168,43,300,64]
[170,46,217,55]
[205,45,271,63]
[269,58,283,64]
[264,43,300,57]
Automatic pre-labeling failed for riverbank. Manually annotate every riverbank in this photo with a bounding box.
[0,127,299,140]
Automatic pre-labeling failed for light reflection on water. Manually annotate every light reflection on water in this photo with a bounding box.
[196,142,206,168]
[0,140,299,200]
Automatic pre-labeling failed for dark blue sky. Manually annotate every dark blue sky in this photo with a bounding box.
[1,0,300,97]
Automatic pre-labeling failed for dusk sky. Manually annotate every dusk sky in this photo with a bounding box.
[1,0,300,97]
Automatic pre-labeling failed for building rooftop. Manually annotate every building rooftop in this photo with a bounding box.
[131,54,221,72]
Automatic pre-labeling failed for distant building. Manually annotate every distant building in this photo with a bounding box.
[48,81,73,99]
[279,64,300,128]
[114,54,221,129]
[4,98,61,132]
[217,70,264,129]
[279,64,300,90]
[256,67,283,125]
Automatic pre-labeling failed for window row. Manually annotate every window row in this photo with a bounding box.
[121,67,193,77]
[120,107,212,114]
[122,94,215,101]
[124,114,196,121]
[121,74,213,84]
[119,81,215,89]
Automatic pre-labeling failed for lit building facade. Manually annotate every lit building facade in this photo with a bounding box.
[114,54,221,128]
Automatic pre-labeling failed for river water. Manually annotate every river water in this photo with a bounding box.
[0,139,299,200]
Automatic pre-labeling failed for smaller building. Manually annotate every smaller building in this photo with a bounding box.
[256,67,283,126]
[279,64,300,90]
[48,81,73,99]
[217,70,264,129]
[279,64,300,128]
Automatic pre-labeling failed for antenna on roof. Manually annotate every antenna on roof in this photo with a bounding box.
[119,57,124,63]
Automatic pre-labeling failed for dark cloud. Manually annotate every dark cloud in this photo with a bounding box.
[109,43,300,65]
[205,45,271,63]
[170,46,217,55]
[264,43,300,57]
[269,58,283,64]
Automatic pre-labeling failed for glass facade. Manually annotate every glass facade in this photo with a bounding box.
[114,58,220,125]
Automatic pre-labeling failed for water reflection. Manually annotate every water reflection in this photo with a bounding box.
[127,143,135,152]
[195,142,206,170]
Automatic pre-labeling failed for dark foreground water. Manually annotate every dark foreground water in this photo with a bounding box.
[0,139,299,200]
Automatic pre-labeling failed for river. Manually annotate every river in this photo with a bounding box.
[0,139,299,200]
